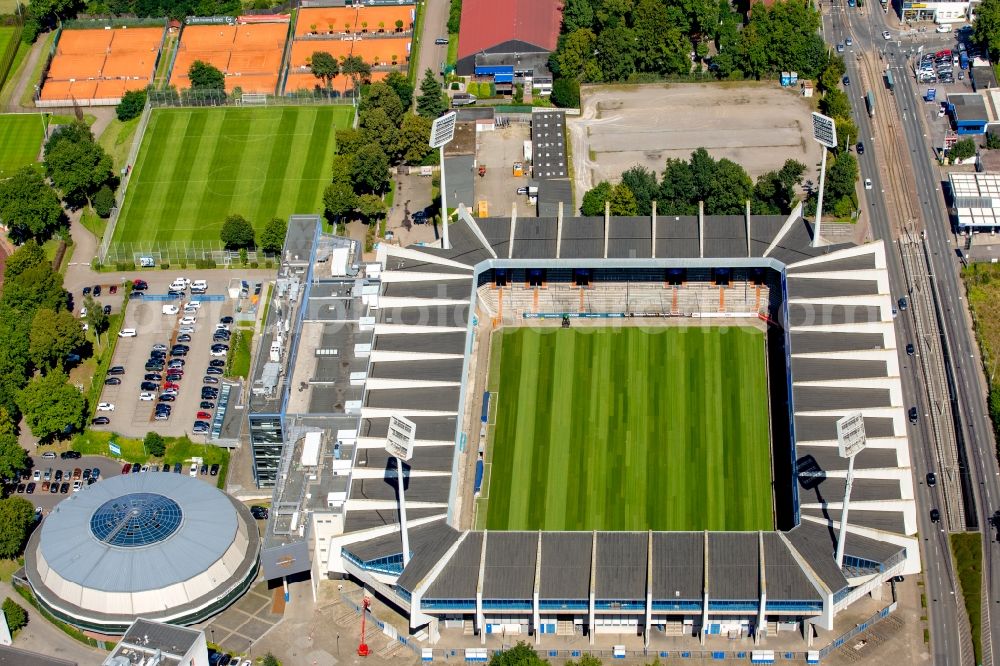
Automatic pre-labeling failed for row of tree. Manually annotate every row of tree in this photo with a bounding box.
[218,214,287,252]
[549,0,827,106]
[813,56,860,218]
[581,148,806,217]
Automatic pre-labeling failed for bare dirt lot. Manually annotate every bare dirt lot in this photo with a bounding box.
[568,82,823,206]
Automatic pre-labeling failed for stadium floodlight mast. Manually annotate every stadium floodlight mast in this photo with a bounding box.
[834,412,867,568]
[385,414,417,566]
[429,111,458,250]
[810,112,838,249]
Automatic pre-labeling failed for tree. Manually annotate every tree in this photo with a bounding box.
[93,185,115,218]
[220,214,256,249]
[360,107,401,161]
[29,307,85,371]
[566,656,602,666]
[44,121,93,154]
[596,25,636,81]
[18,369,86,440]
[621,165,659,216]
[2,262,68,317]
[360,81,404,123]
[951,138,977,162]
[310,51,339,90]
[580,181,613,215]
[0,167,66,242]
[0,434,27,482]
[550,77,581,108]
[384,70,414,110]
[330,153,355,184]
[975,0,1000,61]
[705,158,753,214]
[834,116,859,154]
[4,241,45,282]
[988,131,1000,150]
[83,294,109,346]
[261,653,280,666]
[335,128,366,157]
[399,114,432,164]
[609,182,638,215]
[0,497,33,558]
[116,89,146,121]
[753,159,805,214]
[825,151,859,204]
[489,642,549,666]
[820,87,851,120]
[2,598,26,633]
[324,182,357,221]
[513,83,524,104]
[189,61,225,90]
[350,144,390,193]
[144,432,166,457]
[340,55,373,96]
[0,408,17,438]
[259,217,288,253]
[416,69,447,118]
[45,138,114,208]
[562,0,596,32]
[356,193,387,220]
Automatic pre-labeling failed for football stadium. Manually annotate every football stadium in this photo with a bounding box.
[253,205,918,652]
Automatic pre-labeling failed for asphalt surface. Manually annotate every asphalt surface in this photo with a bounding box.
[824,5,984,664]
[414,0,450,80]
[10,455,121,514]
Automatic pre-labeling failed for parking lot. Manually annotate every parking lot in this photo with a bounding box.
[10,455,121,513]
[474,121,533,218]
[91,277,238,439]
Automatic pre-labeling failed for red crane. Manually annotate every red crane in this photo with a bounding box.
[357,596,371,657]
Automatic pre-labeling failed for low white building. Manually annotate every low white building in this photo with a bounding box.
[103,619,208,666]
[901,0,971,23]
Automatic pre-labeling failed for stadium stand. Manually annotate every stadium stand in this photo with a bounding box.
[252,205,917,648]
[38,27,164,106]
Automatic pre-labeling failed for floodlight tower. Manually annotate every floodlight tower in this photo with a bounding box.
[429,111,458,250]
[834,412,867,568]
[810,112,838,248]
[385,414,417,566]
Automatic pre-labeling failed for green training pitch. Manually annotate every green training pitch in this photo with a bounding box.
[483,326,773,532]
[0,113,44,179]
[112,105,352,245]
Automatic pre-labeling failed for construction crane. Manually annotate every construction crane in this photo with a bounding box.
[357,596,371,657]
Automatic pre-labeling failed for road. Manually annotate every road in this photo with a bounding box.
[823,5,983,664]
[413,0,450,85]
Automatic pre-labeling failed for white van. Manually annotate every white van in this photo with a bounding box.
[162,304,179,315]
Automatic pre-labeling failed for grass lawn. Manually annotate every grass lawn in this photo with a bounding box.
[482,326,773,531]
[951,532,983,664]
[20,31,55,108]
[97,115,140,173]
[0,557,21,582]
[226,328,253,379]
[112,106,352,246]
[0,112,44,178]
[80,206,107,240]
[72,431,230,488]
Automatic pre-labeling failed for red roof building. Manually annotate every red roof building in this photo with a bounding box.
[456,0,563,78]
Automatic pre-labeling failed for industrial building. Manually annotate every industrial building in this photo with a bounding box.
[250,206,918,650]
[103,619,208,666]
[23,473,260,633]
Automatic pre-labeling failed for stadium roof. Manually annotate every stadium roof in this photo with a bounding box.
[457,0,562,60]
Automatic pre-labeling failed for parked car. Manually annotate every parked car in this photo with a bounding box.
[197,411,212,420]
[60,451,80,460]
[141,382,158,391]
[92,417,110,425]
[927,472,937,487]
[177,334,192,343]
[108,366,125,375]
[250,506,269,519]
[54,470,62,482]
[220,316,234,324]
[159,394,176,402]
[103,305,112,315]
[26,483,35,494]
[193,422,209,434]
[152,343,167,352]
[60,482,70,494]
[203,376,220,384]
[105,377,121,386]
[209,359,225,368]
[206,367,223,375]
[200,401,215,410]
[97,402,115,412]
[82,287,91,296]
[92,285,101,297]
[139,392,155,401]
[210,464,220,476]
[168,359,185,368]
[132,279,148,290]
[122,463,132,474]
[173,463,182,474]
[144,373,162,381]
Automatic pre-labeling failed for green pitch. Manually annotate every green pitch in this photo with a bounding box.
[483,326,773,532]
[0,113,44,179]
[112,105,352,245]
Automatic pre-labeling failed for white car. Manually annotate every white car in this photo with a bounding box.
[81,323,89,331]
[185,301,201,310]
[162,304,179,315]
[79,307,87,318]
[189,463,198,477]
[179,326,195,335]
[191,280,208,291]
[936,23,952,33]
[179,316,196,326]
[210,349,227,357]
[882,30,892,40]
[139,392,154,401]
[865,178,873,190]
[97,403,115,412]
[216,323,230,331]
[72,480,82,492]
[118,328,137,337]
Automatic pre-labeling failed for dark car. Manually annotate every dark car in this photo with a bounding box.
[82,286,91,296]
[167,289,185,297]
[200,401,215,410]
[15,483,25,493]
[173,463,182,474]
[168,359,185,368]
[909,406,918,423]
[122,463,131,474]
[209,359,225,368]
[141,381,159,391]
[250,505,269,519]
[200,464,208,474]
[856,142,864,155]
[220,316,234,324]
[131,463,141,474]
[59,482,69,493]
[213,333,230,342]
[930,508,941,522]
[108,366,125,375]
[898,297,908,310]
[54,470,62,482]
[159,394,176,402]
[60,451,81,460]
[91,285,101,297]
[210,464,220,476]
[91,468,100,480]
[105,377,121,386]
[203,376,220,384]
[146,361,165,371]
[927,472,937,486]
[82,468,91,479]
[177,334,192,343]
[144,373,162,381]
[202,387,219,396]
[132,279,148,290]
[171,344,190,352]
[906,343,915,355]
[211,344,229,352]
[171,349,188,357]
[193,422,209,434]
[206,367,223,375]
[165,373,183,382]
[842,75,850,85]
[92,416,110,425]
[26,482,35,494]
[103,305,112,315]
[49,482,59,493]
[109,285,118,295]
[434,37,448,45]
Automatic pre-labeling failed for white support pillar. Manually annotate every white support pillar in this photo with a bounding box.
[813,146,827,248]
[533,531,542,644]
[439,145,450,250]
[757,532,767,645]
[651,200,658,259]
[701,531,709,645]
[589,531,597,645]
[508,207,517,259]
[556,202,564,259]
[644,530,653,648]
[603,201,610,259]
[835,455,857,568]
[477,531,489,644]
[745,199,752,258]
[698,200,705,259]
[398,457,410,567]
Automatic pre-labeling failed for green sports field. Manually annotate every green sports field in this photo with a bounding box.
[0,113,44,178]
[112,105,353,245]
[482,326,773,532]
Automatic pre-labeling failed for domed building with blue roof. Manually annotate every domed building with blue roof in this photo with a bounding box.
[23,472,259,634]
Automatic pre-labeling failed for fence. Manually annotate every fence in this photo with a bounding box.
[96,99,152,263]
[61,16,167,29]
[146,86,357,107]
[0,10,23,92]
[102,240,278,268]
[817,602,897,658]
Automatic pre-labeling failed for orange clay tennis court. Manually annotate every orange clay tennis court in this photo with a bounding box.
[39,27,163,106]
[294,6,413,37]
[169,21,288,95]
